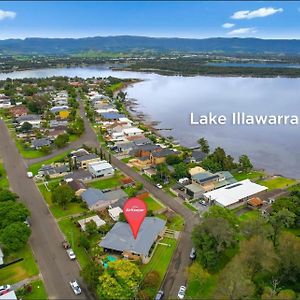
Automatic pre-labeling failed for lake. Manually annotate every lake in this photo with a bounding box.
[1,65,299,178]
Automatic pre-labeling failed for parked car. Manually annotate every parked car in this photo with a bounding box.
[67,248,76,260]
[156,183,163,189]
[0,285,11,296]
[62,240,70,249]
[69,280,81,295]
[177,286,186,299]
[189,247,196,260]
[199,199,206,206]
[155,290,164,300]
[27,172,33,178]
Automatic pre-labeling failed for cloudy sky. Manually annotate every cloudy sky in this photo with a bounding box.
[0,1,299,39]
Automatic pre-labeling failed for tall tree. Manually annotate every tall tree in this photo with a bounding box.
[52,184,75,210]
[239,155,253,171]
[197,137,210,154]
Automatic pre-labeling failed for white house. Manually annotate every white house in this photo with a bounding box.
[78,215,106,231]
[108,206,123,221]
[203,179,268,209]
[123,127,143,137]
[88,160,114,178]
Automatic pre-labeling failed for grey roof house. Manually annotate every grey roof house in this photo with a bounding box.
[81,188,127,210]
[31,138,51,149]
[38,164,70,178]
[64,170,93,182]
[99,217,166,263]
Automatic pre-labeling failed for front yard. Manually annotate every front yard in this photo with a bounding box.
[17,280,47,300]
[0,244,39,285]
[38,182,87,219]
[88,172,124,190]
[0,162,9,189]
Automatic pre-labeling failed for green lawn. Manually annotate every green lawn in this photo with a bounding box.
[186,262,218,299]
[121,157,131,163]
[140,238,177,298]
[15,138,46,159]
[143,196,164,212]
[17,280,48,300]
[157,214,184,231]
[232,170,265,181]
[257,177,297,190]
[28,151,71,175]
[0,162,9,189]
[0,244,39,285]
[38,182,87,219]
[88,174,123,190]
[58,218,93,268]
[238,210,260,222]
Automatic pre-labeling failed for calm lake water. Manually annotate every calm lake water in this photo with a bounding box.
[1,65,299,178]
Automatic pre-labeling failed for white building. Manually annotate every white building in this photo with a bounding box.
[78,215,106,231]
[203,179,268,209]
[88,160,114,178]
[108,206,123,221]
[123,127,143,137]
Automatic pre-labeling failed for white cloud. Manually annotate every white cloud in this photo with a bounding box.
[231,7,283,20]
[227,27,257,36]
[0,9,16,21]
[222,23,235,29]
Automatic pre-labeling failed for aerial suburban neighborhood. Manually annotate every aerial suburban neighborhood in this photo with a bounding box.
[0,1,300,300]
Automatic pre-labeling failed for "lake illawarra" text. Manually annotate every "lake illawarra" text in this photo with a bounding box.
[190,112,299,126]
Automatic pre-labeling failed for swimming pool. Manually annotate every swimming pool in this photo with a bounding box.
[102,255,117,268]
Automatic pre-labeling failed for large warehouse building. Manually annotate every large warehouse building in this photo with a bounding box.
[203,179,268,209]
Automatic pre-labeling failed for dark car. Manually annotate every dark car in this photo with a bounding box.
[155,290,164,300]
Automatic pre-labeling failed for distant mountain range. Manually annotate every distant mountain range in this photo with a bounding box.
[1,35,300,55]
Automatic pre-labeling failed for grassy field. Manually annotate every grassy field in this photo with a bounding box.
[58,218,93,268]
[17,280,47,300]
[38,183,87,219]
[258,177,297,190]
[186,262,218,299]
[140,238,177,298]
[232,170,265,181]
[15,138,46,159]
[0,245,39,285]
[157,214,184,231]
[0,162,9,189]
[88,173,124,190]
[28,151,70,175]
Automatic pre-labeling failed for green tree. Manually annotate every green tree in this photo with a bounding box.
[80,261,103,291]
[0,190,18,202]
[52,184,75,210]
[0,222,31,253]
[54,134,70,148]
[239,155,253,171]
[97,260,142,299]
[204,206,239,229]
[78,233,90,250]
[173,162,189,180]
[166,154,182,165]
[192,217,236,271]
[20,122,33,132]
[141,271,161,289]
[0,201,29,229]
[85,220,98,236]
[269,209,295,246]
[197,137,210,154]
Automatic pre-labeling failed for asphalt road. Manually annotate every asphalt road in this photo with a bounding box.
[0,119,91,300]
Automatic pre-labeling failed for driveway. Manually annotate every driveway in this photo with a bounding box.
[0,119,92,300]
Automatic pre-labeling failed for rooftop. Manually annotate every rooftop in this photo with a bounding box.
[204,179,268,207]
[78,215,106,231]
[88,160,113,171]
[99,217,166,256]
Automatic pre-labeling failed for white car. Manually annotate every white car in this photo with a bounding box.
[27,172,33,178]
[70,280,81,295]
[67,248,76,260]
[156,183,163,189]
[0,285,11,296]
[178,286,186,299]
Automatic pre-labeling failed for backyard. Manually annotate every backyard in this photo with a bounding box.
[258,176,297,190]
[232,170,265,182]
[88,172,124,190]
[0,245,39,285]
[17,280,47,300]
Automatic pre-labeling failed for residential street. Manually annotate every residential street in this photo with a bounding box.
[0,99,199,299]
[0,119,91,300]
